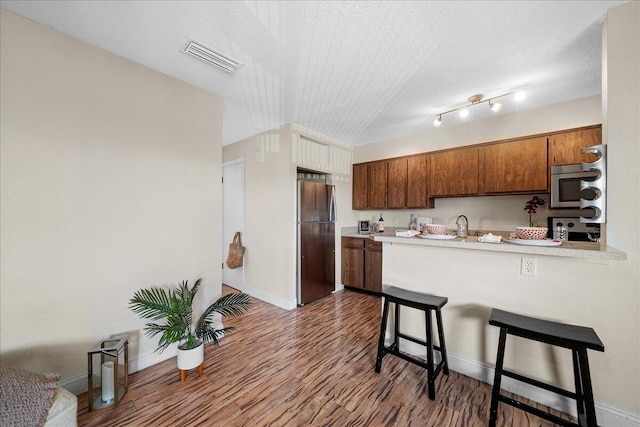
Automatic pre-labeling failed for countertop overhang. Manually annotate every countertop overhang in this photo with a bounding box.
[347,232,627,261]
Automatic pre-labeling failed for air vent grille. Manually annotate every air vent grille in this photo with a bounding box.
[183,40,243,73]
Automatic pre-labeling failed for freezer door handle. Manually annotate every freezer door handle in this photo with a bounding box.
[329,186,337,222]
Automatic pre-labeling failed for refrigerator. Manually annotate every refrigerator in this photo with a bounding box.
[297,180,336,305]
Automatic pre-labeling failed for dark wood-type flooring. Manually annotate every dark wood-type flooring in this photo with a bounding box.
[77,286,576,426]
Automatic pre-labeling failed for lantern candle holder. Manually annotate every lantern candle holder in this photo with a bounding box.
[87,336,129,410]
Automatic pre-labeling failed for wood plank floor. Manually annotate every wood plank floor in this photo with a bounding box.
[77,286,576,426]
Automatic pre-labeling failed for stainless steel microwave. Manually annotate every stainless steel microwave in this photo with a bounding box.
[550,164,599,209]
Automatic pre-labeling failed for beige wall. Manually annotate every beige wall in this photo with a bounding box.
[0,10,224,391]
[371,2,640,419]
[222,125,298,307]
[354,96,603,233]
[602,0,640,415]
[223,125,353,307]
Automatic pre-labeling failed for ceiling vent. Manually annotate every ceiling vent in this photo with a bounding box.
[183,39,243,73]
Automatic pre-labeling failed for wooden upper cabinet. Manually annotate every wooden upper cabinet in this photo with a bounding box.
[407,155,433,208]
[351,124,601,208]
[352,163,368,210]
[387,158,407,208]
[367,161,388,209]
[430,147,479,196]
[549,126,601,166]
[483,137,548,194]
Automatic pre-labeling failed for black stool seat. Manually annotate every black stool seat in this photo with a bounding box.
[380,286,448,310]
[489,309,604,352]
[488,308,604,427]
[374,286,449,401]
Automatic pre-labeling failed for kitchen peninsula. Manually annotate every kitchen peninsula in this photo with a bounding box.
[374,232,627,421]
[373,233,626,261]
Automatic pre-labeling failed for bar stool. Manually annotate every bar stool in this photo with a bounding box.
[488,308,604,427]
[374,286,449,400]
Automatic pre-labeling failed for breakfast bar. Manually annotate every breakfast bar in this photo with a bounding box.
[373,233,626,261]
[373,232,627,420]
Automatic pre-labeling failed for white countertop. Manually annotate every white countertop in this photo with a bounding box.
[371,234,626,261]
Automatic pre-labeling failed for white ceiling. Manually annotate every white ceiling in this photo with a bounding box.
[1,1,627,146]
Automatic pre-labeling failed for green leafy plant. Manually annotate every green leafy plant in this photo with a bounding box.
[129,278,251,353]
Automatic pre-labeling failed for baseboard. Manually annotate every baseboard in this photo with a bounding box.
[59,348,175,395]
[396,338,640,427]
[242,284,297,310]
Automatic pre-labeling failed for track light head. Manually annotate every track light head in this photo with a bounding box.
[433,115,442,127]
[459,108,469,118]
[489,100,502,112]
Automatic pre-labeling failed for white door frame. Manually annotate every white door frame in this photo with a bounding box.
[222,158,245,291]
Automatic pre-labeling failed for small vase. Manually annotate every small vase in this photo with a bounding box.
[177,342,204,370]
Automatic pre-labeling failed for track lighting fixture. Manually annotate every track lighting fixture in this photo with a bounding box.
[433,89,525,127]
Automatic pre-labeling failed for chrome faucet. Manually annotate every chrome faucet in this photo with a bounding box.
[456,215,469,237]
[408,214,417,231]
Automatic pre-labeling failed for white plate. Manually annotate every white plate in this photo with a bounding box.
[417,233,457,240]
[504,238,563,247]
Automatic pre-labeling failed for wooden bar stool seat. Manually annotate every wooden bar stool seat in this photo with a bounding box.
[374,286,449,400]
[488,308,604,427]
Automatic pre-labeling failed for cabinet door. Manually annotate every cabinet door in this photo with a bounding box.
[368,161,388,209]
[364,240,382,293]
[430,148,479,196]
[352,163,368,210]
[387,158,407,208]
[482,137,548,194]
[549,127,601,166]
[407,154,433,208]
[341,242,364,289]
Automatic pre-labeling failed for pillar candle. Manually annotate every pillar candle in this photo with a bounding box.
[101,361,115,403]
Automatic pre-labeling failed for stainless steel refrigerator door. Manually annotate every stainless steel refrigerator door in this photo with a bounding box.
[298,222,335,305]
[298,181,334,223]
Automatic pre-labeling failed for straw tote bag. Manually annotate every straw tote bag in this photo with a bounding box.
[226,232,245,269]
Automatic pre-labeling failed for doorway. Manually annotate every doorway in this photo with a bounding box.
[222,158,244,290]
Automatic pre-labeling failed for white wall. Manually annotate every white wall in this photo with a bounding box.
[0,10,224,391]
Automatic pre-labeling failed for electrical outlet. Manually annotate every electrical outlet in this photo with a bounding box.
[521,257,537,276]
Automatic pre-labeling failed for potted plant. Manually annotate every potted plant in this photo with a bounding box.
[524,196,546,227]
[129,278,251,374]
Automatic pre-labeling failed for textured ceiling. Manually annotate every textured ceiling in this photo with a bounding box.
[0,1,627,146]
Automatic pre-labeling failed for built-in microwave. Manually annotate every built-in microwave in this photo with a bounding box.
[550,164,599,209]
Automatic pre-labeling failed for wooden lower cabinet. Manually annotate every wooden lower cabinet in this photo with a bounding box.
[341,237,382,293]
[363,239,382,292]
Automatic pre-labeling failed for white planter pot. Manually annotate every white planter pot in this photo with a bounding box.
[177,342,204,370]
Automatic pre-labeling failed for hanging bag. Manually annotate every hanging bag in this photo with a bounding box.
[226,232,245,269]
